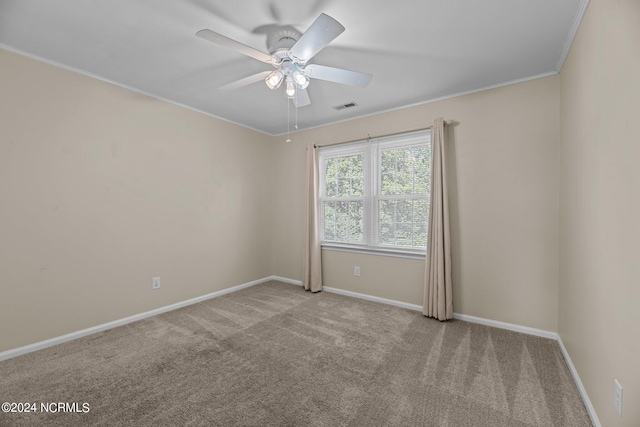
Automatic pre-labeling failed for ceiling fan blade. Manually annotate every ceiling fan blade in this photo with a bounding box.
[219,71,271,91]
[294,88,311,107]
[288,13,345,62]
[305,64,372,87]
[196,29,274,64]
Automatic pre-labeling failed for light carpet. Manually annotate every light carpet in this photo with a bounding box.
[0,281,592,426]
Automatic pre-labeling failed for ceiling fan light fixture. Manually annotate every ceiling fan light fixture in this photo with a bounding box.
[285,77,296,98]
[292,70,310,89]
[198,13,371,108]
[265,70,284,90]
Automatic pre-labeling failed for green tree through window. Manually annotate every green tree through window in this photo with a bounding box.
[319,130,431,254]
[322,154,364,243]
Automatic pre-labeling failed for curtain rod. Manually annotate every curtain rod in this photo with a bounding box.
[313,121,450,148]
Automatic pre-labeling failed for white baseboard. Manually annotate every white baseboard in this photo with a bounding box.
[556,335,602,427]
[320,284,554,340]
[0,275,601,426]
[451,313,558,340]
[269,276,303,286]
[0,276,276,362]
[323,286,423,312]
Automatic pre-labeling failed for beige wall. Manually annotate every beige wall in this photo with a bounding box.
[273,75,560,332]
[559,0,640,425]
[0,49,274,352]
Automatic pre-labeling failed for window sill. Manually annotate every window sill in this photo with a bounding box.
[320,243,426,260]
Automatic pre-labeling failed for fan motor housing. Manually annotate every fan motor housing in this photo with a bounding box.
[269,37,297,60]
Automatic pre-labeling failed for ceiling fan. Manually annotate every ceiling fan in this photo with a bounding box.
[196,13,372,107]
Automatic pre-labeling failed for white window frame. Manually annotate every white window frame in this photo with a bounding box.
[319,144,369,245]
[318,129,431,258]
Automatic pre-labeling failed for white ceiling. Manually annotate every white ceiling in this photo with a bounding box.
[0,0,587,135]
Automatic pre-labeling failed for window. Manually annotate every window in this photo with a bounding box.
[319,129,431,256]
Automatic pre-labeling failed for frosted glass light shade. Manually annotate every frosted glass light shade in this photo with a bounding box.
[265,70,284,89]
[292,70,310,89]
[285,78,296,97]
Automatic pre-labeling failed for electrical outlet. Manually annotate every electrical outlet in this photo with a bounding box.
[152,277,161,290]
[614,379,623,416]
[354,266,360,277]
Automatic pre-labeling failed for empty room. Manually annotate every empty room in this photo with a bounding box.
[0,0,638,426]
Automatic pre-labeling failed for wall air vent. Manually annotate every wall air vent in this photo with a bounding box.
[333,102,358,111]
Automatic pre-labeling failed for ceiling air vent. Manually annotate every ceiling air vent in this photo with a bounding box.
[333,102,358,111]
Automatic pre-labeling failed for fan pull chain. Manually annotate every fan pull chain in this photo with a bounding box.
[285,98,291,143]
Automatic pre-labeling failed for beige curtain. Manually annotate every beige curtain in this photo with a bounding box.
[423,117,453,320]
[302,142,323,292]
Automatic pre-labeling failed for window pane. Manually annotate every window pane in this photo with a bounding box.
[338,157,350,176]
[415,170,429,194]
[395,223,413,246]
[379,223,394,246]
[334,201,349,241]
[323,202,336,241]
[325,158,338,197]
[377,198,428,248]
[415,199,429,223]
[396,200,412,223]
[323,200,363,243]
[396,150,409,172]
[414,224,428,248]
[320,130,430,252]
[349,201,364,242]
[352,177,364,196]
[379,146,430,196]
[351,155,363,175]
[326,176,337,197]
[414,146,430,195]
[397,172,413,195]
[338,178,351,197]
[379,199,394,223]
[380,173,394,196]
[323,154,364,198]
[381,150,396,173]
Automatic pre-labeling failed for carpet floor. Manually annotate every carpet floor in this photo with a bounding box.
[0,281,592,426]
